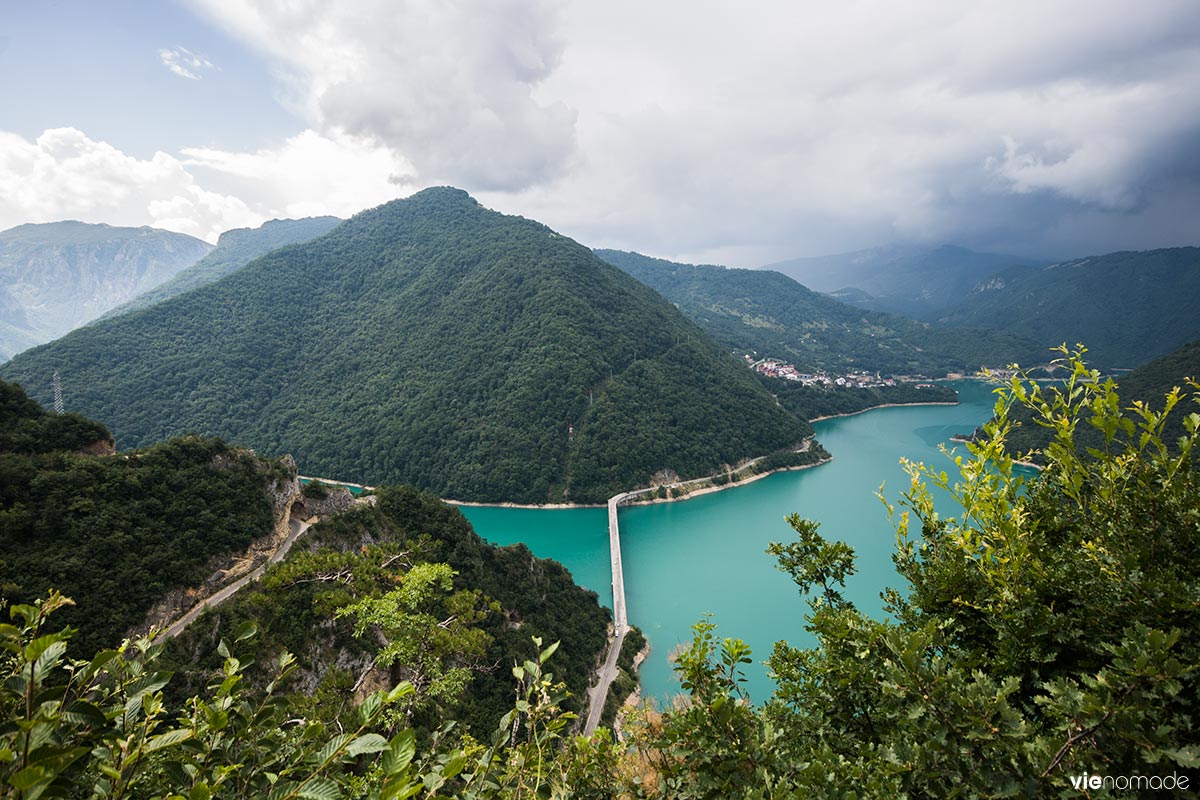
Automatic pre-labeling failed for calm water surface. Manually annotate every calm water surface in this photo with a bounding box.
[460,380,1003,704]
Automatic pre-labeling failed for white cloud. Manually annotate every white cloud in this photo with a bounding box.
[187,0,577,191]
[0,127,413,241]
[180,128,414,219]
[158,46,215,80]
[0,128,260,241]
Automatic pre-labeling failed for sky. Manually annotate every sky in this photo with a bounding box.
[1,0,1198,265]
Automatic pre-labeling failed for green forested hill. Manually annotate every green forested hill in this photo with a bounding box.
[597,249,1045,374]
[102,215,342,319]
[2,188,809,503]
[935,247,1200,368]
[0,378,280,655]
[165,485,610,738]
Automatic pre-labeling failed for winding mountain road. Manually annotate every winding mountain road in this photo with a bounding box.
[160,516,312,640]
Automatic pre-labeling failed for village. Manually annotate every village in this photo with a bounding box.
[742,354,939,389]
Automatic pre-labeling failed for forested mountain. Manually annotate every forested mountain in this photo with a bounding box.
[2,188,810,503]
[935,247,1200,368]
[165,484,610,738]
[103,215,341,318]
[0,377,610,744]
[0,221,211,361]
[764,244,1037,318]
[0,377,281,655]
[598,249,1045,374]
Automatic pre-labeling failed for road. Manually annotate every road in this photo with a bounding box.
[160,516,312,640]
[581,440,812,734]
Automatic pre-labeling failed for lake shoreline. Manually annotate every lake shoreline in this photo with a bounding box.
[450,399,966,511]
[808,400,960,423]
[447,451,833,511]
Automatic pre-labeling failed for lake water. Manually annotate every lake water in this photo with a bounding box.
[460,380,1003,704]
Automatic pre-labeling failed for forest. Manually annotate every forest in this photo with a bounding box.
[3,349,1196,797]
[597,249,1046,376]
[2,189,810,504]
[0,379,282,656]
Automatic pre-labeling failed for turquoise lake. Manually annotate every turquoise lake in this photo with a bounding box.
[460,380,1004,705]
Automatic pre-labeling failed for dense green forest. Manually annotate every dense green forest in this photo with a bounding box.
[2,188,810,504]
[934,247,1200,368]
[0,379,281,656]
[597,249,1045,375]
[5,350,1196,797]
[101,215,341,319]
[0,379,110,454]
[164,485,610,740]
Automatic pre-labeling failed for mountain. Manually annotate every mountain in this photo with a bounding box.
[597,249,1045,375]
[0,376,610,734]
[0,221,211,361]
[0,376,282,656]
[103,216,341,319]
[934,247,1200,368]
[764,244,1039,318]
[1,188,810,504]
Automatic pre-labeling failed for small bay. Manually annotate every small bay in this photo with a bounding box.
[461,379,1003,704]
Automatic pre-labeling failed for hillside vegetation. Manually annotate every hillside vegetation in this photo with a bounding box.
[5,350,1195,797]
[999,340,1200,460]
[164,485,610,739]
[0,221,210,360]
[0,378,279,656]
[102,216,341,319]
[598,249,1045,375]
[936,247,1200,368]
[2,188,810,503]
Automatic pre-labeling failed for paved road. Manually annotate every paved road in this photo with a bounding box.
[160,516,312,640]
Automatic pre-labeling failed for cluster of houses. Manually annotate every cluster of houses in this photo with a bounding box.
[743,354,934,389]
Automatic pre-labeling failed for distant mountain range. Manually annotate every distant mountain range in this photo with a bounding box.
[1,188,810,504]
[102,216,341,319]
[0,221,211,361]
[764,244,1039,318]
[598,249,1045,375]
[934,248,1200,368]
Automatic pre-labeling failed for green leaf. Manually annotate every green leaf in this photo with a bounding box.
[382,730,416,776]
[346,733,388,757]
[146,728,194,753]
[294,776,341,800]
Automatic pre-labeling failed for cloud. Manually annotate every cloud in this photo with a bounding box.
[180,128,415,219]
[475,0,1200,263]
[186,0,577,191]
[0,128,260,241]
[158,46,215,80]
[0,127,412,241]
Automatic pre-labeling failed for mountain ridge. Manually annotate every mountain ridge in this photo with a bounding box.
[2,188,811,504]
[0,220,211,360]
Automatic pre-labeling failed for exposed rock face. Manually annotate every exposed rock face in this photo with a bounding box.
[297,483,357,517]
[0,221,211,360]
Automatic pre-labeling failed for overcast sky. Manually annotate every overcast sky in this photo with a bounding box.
[1,0,1197,264]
